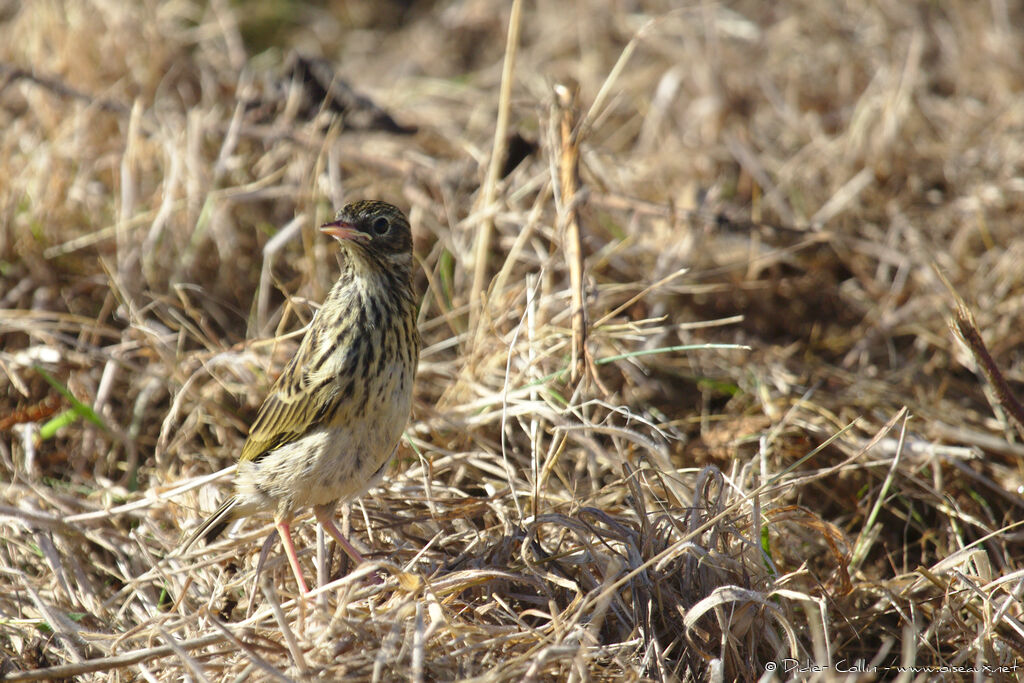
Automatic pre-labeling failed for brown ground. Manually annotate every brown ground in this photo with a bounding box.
[2,1,1023,680]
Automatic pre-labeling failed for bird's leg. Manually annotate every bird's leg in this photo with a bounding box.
[313,504,366,565]
[275,518,310,594]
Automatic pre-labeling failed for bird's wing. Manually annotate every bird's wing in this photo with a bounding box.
[239,336,335,464]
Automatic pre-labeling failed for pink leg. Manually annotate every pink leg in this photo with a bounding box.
[276,519,310,594]
[313,505,366,565]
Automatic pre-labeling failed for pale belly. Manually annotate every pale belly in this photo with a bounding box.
[235,362,414,517]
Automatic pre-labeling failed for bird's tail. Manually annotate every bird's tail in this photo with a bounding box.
[181,496,240,553]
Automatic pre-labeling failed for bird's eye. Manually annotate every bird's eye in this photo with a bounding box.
[371,216,390,235]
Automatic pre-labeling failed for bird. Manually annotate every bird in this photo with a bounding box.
[182,200,420,594]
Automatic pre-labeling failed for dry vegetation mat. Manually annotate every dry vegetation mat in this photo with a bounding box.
[2,1,1024,680]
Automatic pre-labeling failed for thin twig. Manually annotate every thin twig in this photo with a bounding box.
[469,0,523,333]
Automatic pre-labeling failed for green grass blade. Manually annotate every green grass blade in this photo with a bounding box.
[33,366,107,431]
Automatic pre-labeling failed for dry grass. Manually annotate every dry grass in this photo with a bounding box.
[2,0,1024,680]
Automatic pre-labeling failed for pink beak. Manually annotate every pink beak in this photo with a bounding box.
[320,219,369,241]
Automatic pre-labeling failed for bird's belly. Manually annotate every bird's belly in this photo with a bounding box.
[236,363,414,514]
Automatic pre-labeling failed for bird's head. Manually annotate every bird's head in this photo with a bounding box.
[320,200,413,271]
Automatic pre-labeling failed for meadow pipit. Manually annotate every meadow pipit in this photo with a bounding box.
[183,200,420,593]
